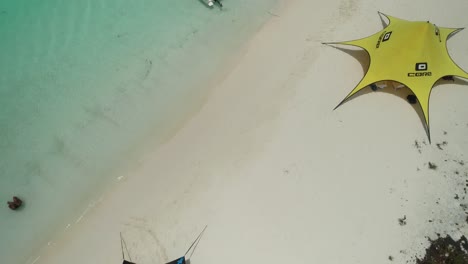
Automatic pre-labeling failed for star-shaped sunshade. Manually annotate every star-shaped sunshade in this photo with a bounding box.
[324,12,468,141]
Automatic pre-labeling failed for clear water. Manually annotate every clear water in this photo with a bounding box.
[0,0,278,263]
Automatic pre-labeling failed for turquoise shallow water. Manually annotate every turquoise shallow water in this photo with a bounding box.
[0,0,278,262]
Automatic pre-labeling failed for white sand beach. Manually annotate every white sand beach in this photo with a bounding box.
[32,0,468,263]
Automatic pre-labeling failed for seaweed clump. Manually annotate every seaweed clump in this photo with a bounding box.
[416,235,468,264]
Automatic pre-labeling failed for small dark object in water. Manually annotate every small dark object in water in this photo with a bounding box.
[442,75,455,82]
[7,196,22,210]
[407,94,417,104]
[370,83,378,91]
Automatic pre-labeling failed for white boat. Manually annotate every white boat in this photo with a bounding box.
[205,0,214,7]
[203,0,222,8]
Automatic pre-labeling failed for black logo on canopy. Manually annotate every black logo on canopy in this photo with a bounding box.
[376,31,392,48]
[408,62,431,77]
[382,31,392,42]
[415,62,428,71]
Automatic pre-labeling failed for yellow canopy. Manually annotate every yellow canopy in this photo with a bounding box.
[325,13,468,141]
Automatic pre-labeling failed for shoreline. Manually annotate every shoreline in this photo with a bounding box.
[32,0,468,263]
[23,1,285,263]
[2,0,283,263]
